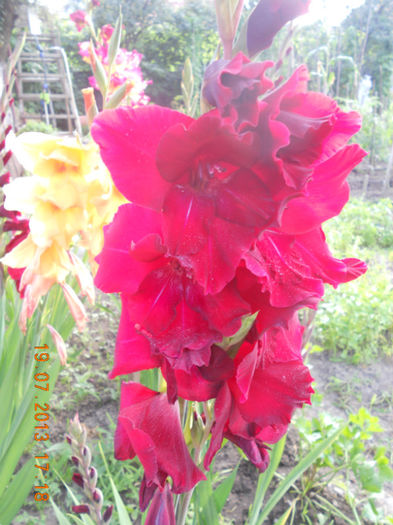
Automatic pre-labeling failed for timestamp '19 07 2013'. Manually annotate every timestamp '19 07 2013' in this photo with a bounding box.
[33,344,51,502]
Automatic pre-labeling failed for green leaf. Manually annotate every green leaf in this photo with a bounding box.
[194,475,220,525]
[98,441,132,525]
[249,425,345,525]
[90,43,108,99]
[273,502,297,525]
[248,435,287,525]
[213,464,239,514]
[55,468,96,525]
[107,13,123,71]
[105,82,129,110]
[50,498,74,525]
[0,358,60,499]
[8,32,27,81]
[0,457,35,525]
[0,348,21,446]
[356,462,383,493]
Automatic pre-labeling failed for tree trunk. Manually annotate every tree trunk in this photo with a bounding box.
[382,137,393,191]
[0,1,19,63]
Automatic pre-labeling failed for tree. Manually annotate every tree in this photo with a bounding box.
[91,0,218,107]
[342,0,393,104]
[0,0,30,63]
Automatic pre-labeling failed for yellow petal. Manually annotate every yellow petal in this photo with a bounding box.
[30,203,86,248]
[0,235,36,269]
[38,243,73,281]
[2,177,40,215]
[47,324,67,366]
[69,252,95,304]
[61,283,87,332]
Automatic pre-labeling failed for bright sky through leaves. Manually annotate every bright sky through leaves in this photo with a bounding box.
[39,0,366,26]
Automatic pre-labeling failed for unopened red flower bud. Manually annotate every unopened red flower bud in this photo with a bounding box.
[3,150,12,165]
[71,455,79,466]
[72,472,84,488]
[0,173,10,187]
[0,140,5,151]
[65,434,72,445]
[0,205,17,220]
[72,504,90,514]
[70,10,88,32]
[103,505,113,523]
[89,466,98,487]
[93,488,103,504]
[4,125,12,136]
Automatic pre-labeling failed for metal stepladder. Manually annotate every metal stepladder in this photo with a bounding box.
[14,33,81,135]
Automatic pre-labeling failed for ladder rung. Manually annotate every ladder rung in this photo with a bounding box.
[20,113,79,120]
[25,35,57,42]
[20,53,63,61]
[19,74,63,82]
[18,93,71,101]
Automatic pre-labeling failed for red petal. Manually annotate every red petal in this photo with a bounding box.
[117,382,205,493]
[231,359,313,427]
[216,168,276,229]
[225,432,270,472]
[163,185,257,294]
[156,111,257,183]
[292,228,367,286]
[92,106,192,209]
[170,346,235,402]
[280,144,367,233]
[125,268,221,364]
[188,280,250,337]
[203,53,274,126]
[204,383,232,469]
[247,0,311,57]
[95,204,163,294]
[145,484,176,525]
[109,295,160,379]
[245,231,325,308]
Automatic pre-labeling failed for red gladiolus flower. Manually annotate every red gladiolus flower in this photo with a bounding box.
[115,382,205,495]
[90,13,367,507]
[92,106,278,294]
[99,24,114,42]
[204,315,313,471]
[95,203,250,373]
[70,10,88,32]
[247,0,311,57]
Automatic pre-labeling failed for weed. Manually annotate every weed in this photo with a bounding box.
[293,406,393,524]
[323,198,393,255]
[314,264,393,362]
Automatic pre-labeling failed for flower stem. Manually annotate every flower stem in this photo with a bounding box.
[177,488,195,525]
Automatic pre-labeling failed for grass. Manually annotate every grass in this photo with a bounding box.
[313,198,393,363]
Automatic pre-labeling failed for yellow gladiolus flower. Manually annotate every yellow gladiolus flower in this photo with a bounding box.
[11,132,97,180]
[1,131,125,332]
[2,235,73,282]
